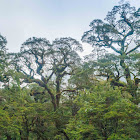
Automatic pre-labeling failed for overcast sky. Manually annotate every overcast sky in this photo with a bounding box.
[0,0,140,54]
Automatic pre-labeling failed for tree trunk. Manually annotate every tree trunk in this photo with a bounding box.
[45,85,57,111]
[56,76,61,108]
[6,135,11,140]
[120,58,137,96]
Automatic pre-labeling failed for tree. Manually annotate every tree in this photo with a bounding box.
[0,34,7,54]
[10,37,82,139]
[66,84,140,140]
[12,37,82,110]
[0,83,57,140]
[82,3,140,97]
[68,61,98,90]
[0,34,9,86]
[88,53,126,87]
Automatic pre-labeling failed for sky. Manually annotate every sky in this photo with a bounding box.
[0,0,140,54]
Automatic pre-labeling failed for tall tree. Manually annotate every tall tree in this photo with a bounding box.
[12,37,82,111]
[82,3,140,96]
[0,34,9,87]
[10,37,82,139]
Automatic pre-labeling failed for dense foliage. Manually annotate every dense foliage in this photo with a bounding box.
[0,2,140,140]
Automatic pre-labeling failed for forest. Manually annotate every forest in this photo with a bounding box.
[0,2,140,140]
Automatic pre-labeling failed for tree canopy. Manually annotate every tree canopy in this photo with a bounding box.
[0,2,140,140]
